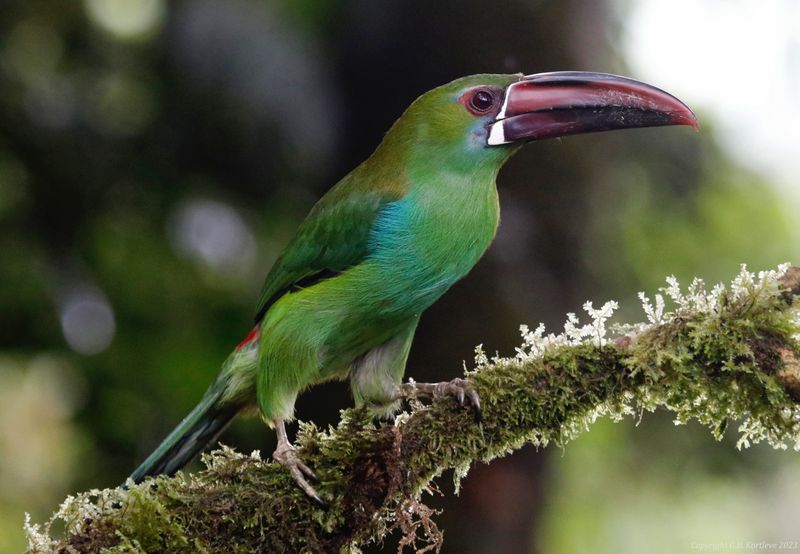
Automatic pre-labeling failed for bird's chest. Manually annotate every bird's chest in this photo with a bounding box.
[368,181,499,310]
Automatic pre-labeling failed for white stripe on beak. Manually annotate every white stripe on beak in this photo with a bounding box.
[487,121,508,146]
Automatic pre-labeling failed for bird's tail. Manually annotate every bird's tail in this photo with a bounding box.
[128,329,259,483]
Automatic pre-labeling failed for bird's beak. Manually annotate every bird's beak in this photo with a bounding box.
[487,71,699,146]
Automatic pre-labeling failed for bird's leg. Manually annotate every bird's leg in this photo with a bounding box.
[394,378,481,420]
[272,418,324,504]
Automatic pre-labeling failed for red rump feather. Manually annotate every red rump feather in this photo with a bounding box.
[236,326,260,350]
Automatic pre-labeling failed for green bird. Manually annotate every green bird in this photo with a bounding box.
[130,71,697,502]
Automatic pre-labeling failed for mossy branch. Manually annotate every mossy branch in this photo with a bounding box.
[26,266,800,553]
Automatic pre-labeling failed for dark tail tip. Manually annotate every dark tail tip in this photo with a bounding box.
[129,403,240,484]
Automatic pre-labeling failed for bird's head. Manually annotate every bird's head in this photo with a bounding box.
[385,72,698,172]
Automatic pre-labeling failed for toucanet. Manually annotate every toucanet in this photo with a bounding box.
[130,71,698,503]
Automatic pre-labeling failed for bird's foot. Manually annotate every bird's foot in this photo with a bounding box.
[396,377,481,420]
[272,443,324,505]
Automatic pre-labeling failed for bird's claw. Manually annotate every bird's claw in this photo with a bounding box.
[398,377,482,421]
[272,445,324,505]
[434,378,481,412]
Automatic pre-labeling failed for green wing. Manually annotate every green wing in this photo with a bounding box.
[254,174,405,323]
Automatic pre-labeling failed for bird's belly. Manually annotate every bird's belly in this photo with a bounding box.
[369,262,464,315]
[260,274,417,381]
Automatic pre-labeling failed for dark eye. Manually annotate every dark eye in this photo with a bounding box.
[469,89,495,113]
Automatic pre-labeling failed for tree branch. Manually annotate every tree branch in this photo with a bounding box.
[26,266,800,553]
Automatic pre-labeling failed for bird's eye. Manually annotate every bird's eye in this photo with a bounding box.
[469,89,495,113]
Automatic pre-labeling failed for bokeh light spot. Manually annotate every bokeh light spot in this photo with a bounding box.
[0,355,85,503]
[84,0,166,40]
[168,198,257,279]
[59,290,116,355]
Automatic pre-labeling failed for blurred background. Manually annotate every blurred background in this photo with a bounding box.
[1,0,799,552]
